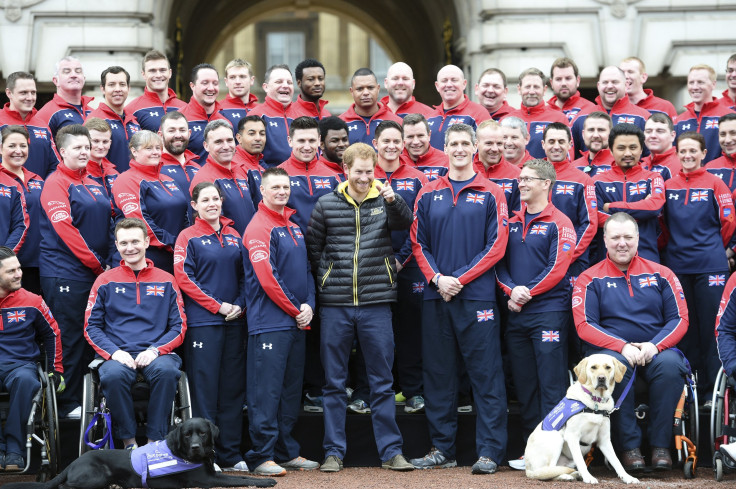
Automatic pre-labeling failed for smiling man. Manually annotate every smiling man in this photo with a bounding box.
[572,111,614,177]
[473,120,521,212]
[127,50,186,132]
[180,63,229,164]
[475,68,514,121]
[642,113,680,177]
[619,57,676,119]
[189,119,256,235]
[381,62,434,119]
[411,124,508,475]
[38,56,94,138]
[547,58,596,122]
[219,59,259,135]
[317,116,349,175]
[88,66,141,172]
[158,111,200,198]
[232,115,268,202]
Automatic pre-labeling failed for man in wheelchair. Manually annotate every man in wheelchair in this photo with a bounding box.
[716,270,736,462]
[0,246,64,470]
[84,218,186,449]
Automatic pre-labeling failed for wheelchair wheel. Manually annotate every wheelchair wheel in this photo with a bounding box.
[684,459,695,479]
[80,373,110,455]
[43,373,59,477]
[173,372,192,425]
[711,368,728,459]
[715,455,724,482]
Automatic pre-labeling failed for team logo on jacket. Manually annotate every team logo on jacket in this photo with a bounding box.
[164,181,179,192]
[146,285,165,297]
[629,183,647,195]
[705,120,719,130]
[0,186,11,198]
[412,282,425,293]
[396,181,414,192]
[250,250,268,263]
[51,210,69,222]
[466,193,485,204]
[477,309,494,321]
[542,330,560,342]
[556,184,574,195]
[7,311,26,323]
[691,191,708,202]
[562,243,572,252]
[33,129,48,139]
[709,275,726,287]
[314,178,332,189]
[638,276,657,288]
[530,224,548,235]
[122,203,139,213]
[224,236,239,247]
[28,181,42,190]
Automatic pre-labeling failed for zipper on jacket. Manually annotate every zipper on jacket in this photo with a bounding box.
[353,206,361,305]
[321,262,333,287]
[384,257,395,285]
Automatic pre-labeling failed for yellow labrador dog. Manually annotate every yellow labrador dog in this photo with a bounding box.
[524,354,639,484]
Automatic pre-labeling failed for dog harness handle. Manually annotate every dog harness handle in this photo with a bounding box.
[84,405,114,450]
[613,366,637,411]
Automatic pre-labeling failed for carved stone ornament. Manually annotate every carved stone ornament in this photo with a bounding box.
[594,0,642,19]
[1,0,45,22]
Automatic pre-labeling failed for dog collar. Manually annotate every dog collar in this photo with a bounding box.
[580,385,608,404]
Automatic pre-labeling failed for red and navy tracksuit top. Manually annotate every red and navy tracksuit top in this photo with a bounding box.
[411,173,509,301]
[174,217,245,327]
[636,89,677,119]
[716,272,736,376]
[571,97,651,159]
[219,93,259,135]
[2,167,40,266]
[294,95,331,119]
[126,87,186,132]
[719,90,736,111]
[340,102,403,148]
[379,96,434,119]
[675,99,734,165]
[573,254,688,353]
[427,96,490,150]
[84,259,186,358]
[317,156,345,178]
[0,288,63,372]
[232,147,265,202]
[705,152,736,191]
[0,171,28,255]
[573,148,614,178]
[593,164,665,262]
[249,96,305,168]
[112,160,189,254]
[278,155,342,234]
[662,167,736,273]
[642,147,680,180]
[189,158,257,235]
[489,101,515,121]
[0,105,59,178]
[547,91,597,123]
[39,162,112,281]
[504,103,569,159]
[473,155,521,213]
[85,157,119,199]
[400,147,449,182]
[160,151,201,198]
[549,160,597,269]
[496,203,576,313]
[373,163,428,266]
[242,203,315,334]
[37,94,93,138]
[87,102,141,172]
[179,97,229,164]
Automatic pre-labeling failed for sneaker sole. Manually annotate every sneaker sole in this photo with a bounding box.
[382,464,415,471]
[412,461,457,469]
[404,406,424,413]
[319,466,342,472]
[472,466,497,474]
[303,406,323,412]
[254,469,286,477]
[347,409,371,414]
[282,465,319,471]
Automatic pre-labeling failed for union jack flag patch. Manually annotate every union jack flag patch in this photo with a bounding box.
[90,187,103,196]
[7,311,25,323]
[629,183,647,195]
[28,181,42,190]
[705,120,719,130]
[224,236,239,247]
[0,186,11,198]
[314,178,331,189]
[477,309,494,321]
[638,276,657,288]
[617,116,635,124]
[709,275,726,287]
[33,129,48,139]
[542,330,560,342]
[396,181,414,191]
[293,228,304,238]
[146,285,165,297]
[691,190,708,202]
[556,184,574,195]
[424,168,440,180]
[412,282,425,293]
[530,224,548,235]
[535,124,546,134]
[466,193,485,204]
[500,182,513,193]
[164,181,179,192]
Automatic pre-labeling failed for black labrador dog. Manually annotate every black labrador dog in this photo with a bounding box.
[3,417,275,489]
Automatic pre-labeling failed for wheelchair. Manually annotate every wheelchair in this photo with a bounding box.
[79,357,192,455]
[0,363,59,481]
[710,368,736,481]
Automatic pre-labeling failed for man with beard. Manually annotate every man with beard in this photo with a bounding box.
[572,111,615,177]
[381,62,434,118]
[474,68,515,120]
[159,111,200,198]
[294,59,331,119]
[340,68,402,147]
[547,58,596,123]
[317,116,349,176]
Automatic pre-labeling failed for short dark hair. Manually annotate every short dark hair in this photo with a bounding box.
[56,124,90,149]
[603,211,639,235]
[402,113,430,133]
[264,64,291,84]
[584,111,612,130]
[83,117,112,134]
[0,246,16,268]
[374,120,403,140]
[115,217,148,239]
[101,66,130,86]
[720,112,736,126]
[477,68,506,87]
[550,57,579,79]
[237,115,265,134]
[191,63,218,84]
[519,67,546,86]
[676,131,706,151]
[295,59,325,81]
[160,110,188,129]
[542,122,571,142]
[608,123,645,150]
[351,67,377,86]
[191,181,222,203]
[261,166,290,185]
[289,116,319,138]
[647,112,674,132]
[6,71,34,91]
[142,50,169,71]
[318,116,348,141]
[1,125,30,144]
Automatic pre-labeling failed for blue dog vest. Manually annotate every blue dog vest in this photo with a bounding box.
[130,440,203,487]
[542,398,586,431]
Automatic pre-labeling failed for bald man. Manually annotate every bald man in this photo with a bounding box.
[427,65,490,149]
[381,62,434,119]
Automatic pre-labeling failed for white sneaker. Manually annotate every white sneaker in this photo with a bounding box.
[65,406,81,420]
[222,461,249,472]
[508,456,525,470]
